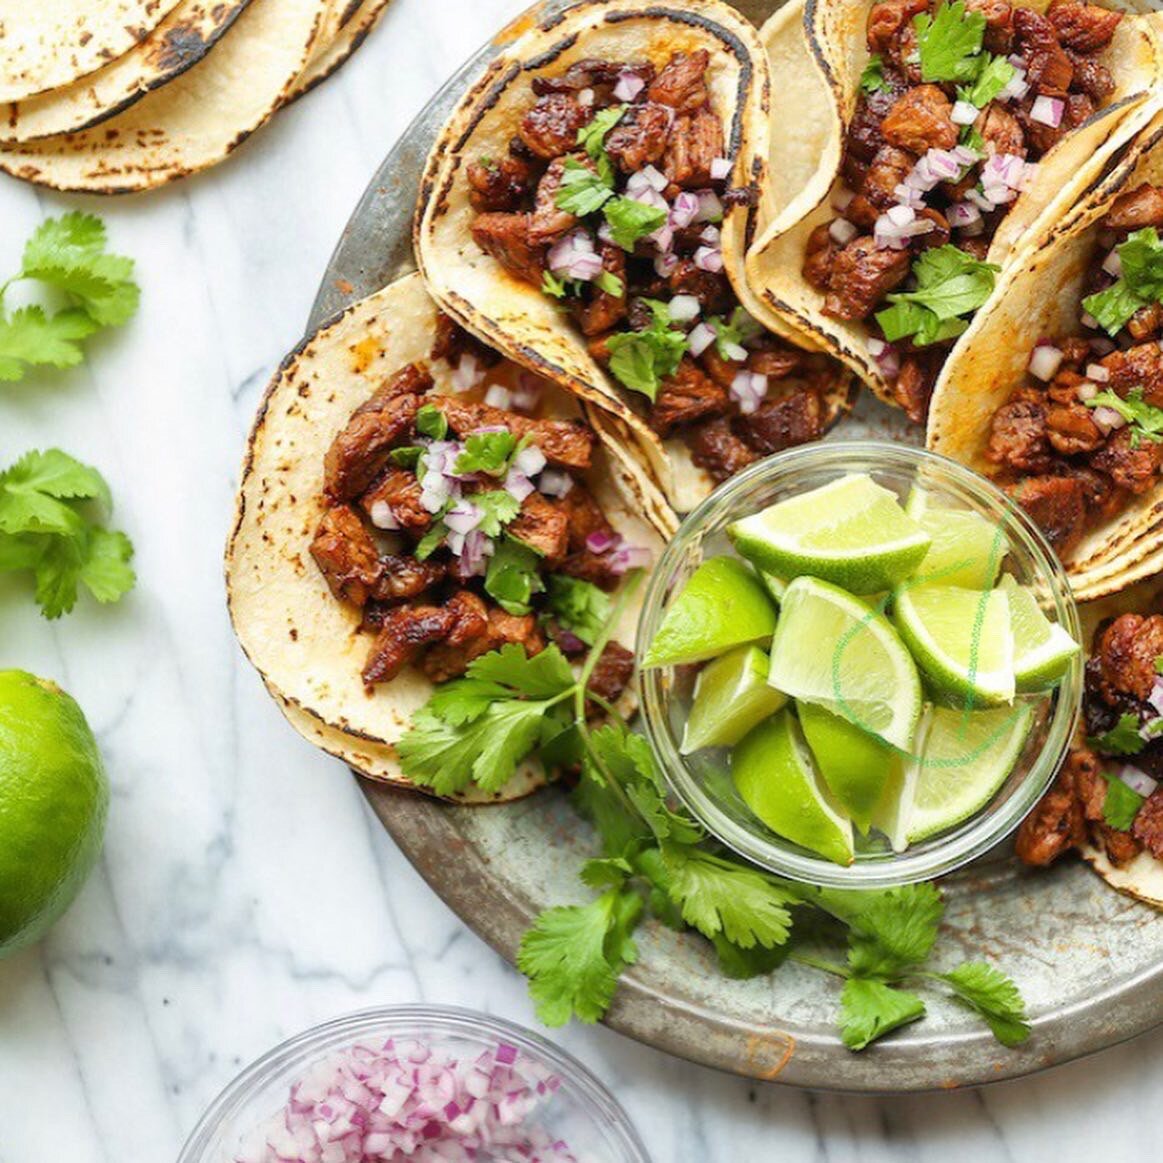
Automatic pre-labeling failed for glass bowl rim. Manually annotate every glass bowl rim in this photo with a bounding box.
[637,440,1083,889]
[177,1003,652,1163]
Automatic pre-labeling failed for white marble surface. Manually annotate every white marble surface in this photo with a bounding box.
[0,1,1161,1159]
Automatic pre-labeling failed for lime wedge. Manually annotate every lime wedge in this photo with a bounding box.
[798,702,895,834]
[893,584,1015,706]
[905,488,1006,589]
[896,703,1034,846]
[732,710,855,865]
[869,752,913,852]
[644,556,777,668]
[758,571,788,604]
[727,474,931,594]
[681,645,787,753]
[998,574,1080,691]
[768,576,922,750]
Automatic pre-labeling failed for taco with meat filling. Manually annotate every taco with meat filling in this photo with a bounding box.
[929,110,1163,599]
[745,0,1159,424]
[226,272,663,803]
[414,0,855,515]
[1018,575,1163,907]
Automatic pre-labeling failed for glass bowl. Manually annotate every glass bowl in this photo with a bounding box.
[178,1005,651,1163]
[637,442,1082,889]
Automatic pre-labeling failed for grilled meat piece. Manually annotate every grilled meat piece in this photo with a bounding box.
[1046,0,1121,52]
[1132,788,1163,860]
[559,484,613,551]
[432,397,595,471]
[986,388,1055,473]
[1015,748,1091,866]
[1105,185,1163,232]
[688,417,760,482]
[324,389,422,502]
[471,212,547,285]
[310,505,384,607]
[1045,398,1104,456]
[362,603,458,686]
[965,0,1015,52]
[431,313,502,368]
[532,57,655,96]
[892,354,941,425]
[651,358,730,436]
[823,236,911,320]
[417,591,494,683]
[804,223,840,292]
[668,259,734,314]
[975,102,1026,157]
[572,244,627,336]
[1004,473,1087,555]
[646,50,710,113]
[466,154,535,212]
[518,92,592,159]
[587,642,635,704]
[528,155,585,245]
[508,491,570,563]
[881,85,958,155]
[664,107,723,187]
[1091,613,1163,704]
[377,555,447,602]
[606,101,672,173]
[1098,342,1163,406]
[1090,428,1163,494]
[739,388,824,455]
[361,469,431,534]
[1013,6,1074,96]
[1066,50,1114,102]
[867,0,930,52]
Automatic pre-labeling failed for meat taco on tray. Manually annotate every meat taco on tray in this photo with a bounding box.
[1018,575,1163,907]
[225,272,663,802]
[745,0,1159,424]
[929,111,1163,599]
[414,0,855,515]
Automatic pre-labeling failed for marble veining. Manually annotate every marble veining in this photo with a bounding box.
[0,1,1161,1159]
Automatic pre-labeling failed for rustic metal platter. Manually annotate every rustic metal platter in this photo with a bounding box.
[308,0,1163,1091]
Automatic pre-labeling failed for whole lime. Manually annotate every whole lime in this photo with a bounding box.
[0,670,108,957]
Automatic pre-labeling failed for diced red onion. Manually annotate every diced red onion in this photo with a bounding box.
[459,530,494,577]
[981,153,1029,198]
[586,529,618,554]
[1030,95,1064,128]
[484,384,513,409]
[1092,405,1126,434]
[1077,381,1099,401]
[710,156,732,181]
[829,217,859,245]
[650,222,675,254]
[1028,343,1063,381]
[893,182,926,209]
[1103,249,1123,278]
[538,468,575,498]
[722,340,748,362]
[654,251,679,277]
[699,224,721,245]
[952,100,978,126]
[547,230,602,281]
[627,165,667,195]
[965,187,996,212]
[451,352,485,392]
[511,373,543,413]
[670,191,700,228]
[1085,363,1110,383]
[833,188,854,213]
[668,293,701,323]
[951,143,982,166]
[905,155,939,193]
[887,204,916,227]
[874,206,934,249]
[628,185,668,214]
[444,500,483,535]
[577,87,595,107]
[947,201,982,229]
[868,337,887,357]
[687,321,716,357]
[515,444,546,477]
[1081,310,1100,330]
[693,245,723,272]
[926,148,962,181]
[1120,764,1158,799]
[999,65,1028,103]
[369,500,400,531]
[693,190,723,223]
[868,336,900,378]
[504,468,536,501]
[1150,676,1163,717]
[597,220,615,246]
[613,70,645,101]
[730,370,769,414]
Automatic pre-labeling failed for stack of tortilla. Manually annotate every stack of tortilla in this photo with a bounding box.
[0,0,391,192]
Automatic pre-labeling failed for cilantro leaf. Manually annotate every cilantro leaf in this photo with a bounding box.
[542,271,572,300]
[662,846,794,949]
[1082,279,1146,337]
[455,431,518,476]
[77,528,135,605]
[545,574,611,646]
[580,855,635,890]
[485,537,545,615]
[1103,775,1144,830]
[390,446,423,469]
[577,104,627,185]
[595,270,624,298]
[712,933,793,979]
[472,489,521,537]
[914,1,986,83]
[415,403,448,440]
[937,962,1030,1046]
[0,306,99,382]
[468,641,575,697]
[603,196,667,251]
[555,157,614,217]
[413,520,447,560]
[1081,227,1163,336]
[518,889,642,1025]
[860,54,889,93]
[572,764,653,856]
[1088,712,1146,756]
[605,304,687,400]
[877,245,998,346]
[814,882,944,976]
[957,54,1015,108]
[1084,388,1163,448]
[840,978,926,1050]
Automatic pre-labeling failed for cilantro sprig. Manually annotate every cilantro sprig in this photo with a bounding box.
[1083,228,1163,336]
[0,213,140,383]
[398,577,1029,1051]
[860,54,889,94]
[1084,388,1163,449]
[605,299,687,399]
[1103,775,1144,831]
[1088,712,1147,756]
[877,245,999,347]
[914,1,986,83]
[0,449,135,618]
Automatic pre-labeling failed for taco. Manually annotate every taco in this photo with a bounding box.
[929,111,1163,598]
[745,0,1160,424]
[414,0,854,514]
[1017,574,1163,907]
[226,272,662,802]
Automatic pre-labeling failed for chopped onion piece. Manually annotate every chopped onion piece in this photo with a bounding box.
[628,165,667,194]
[693,245,724,272]
[1092,405,1126,434]
[547,229,602,281]
[670,191,700,228]
[369,500,400,531]
[1028,344,1063,382]
[577,87,595,107]
[729,370,769,414]
[1103,249,1123,278]
[1080,310,1100,330]
[1030,95,1064,128]
[1150,676,1163,717]
[1120,764,1158,799]
[833,188,854,213]
[952,100,978,125]
[687,321,716,357]
[1086,363,1110,383]
[894,182,926,209]
[452,352,484,392]
[829,217,859,245]
[504,468,535,501]
[586,529,618,554]
[668,293,702,322]
[947,201,982,229]
[951,143,982,166]
[511,373,543,413]
[613,70,645,101]
[699,224,721,245]
[515,444,547,477]
[693,190,724,223]
[484,384,513,409]
[1076,380,1098,401]
[444,500,483,536]
[654,251,679,277]
[710,156,732,181]
[608,544,653,574]
[887,203,916,227]
[538,468,575,498]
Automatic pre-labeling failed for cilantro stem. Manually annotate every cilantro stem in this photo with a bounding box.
[790,952,850,979]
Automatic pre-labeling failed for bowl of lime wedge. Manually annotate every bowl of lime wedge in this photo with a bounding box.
[638,442,1083,888]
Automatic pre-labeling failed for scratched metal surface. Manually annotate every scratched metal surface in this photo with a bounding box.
[308,0,1163,1090]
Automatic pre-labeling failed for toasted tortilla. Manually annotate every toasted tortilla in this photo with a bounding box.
[0,0,186,104]
[0,0,328,193]
[225,271,664,802]
[928,109,1163,600]
[0,0,253,144]
[283,0,393,107]
[744,0,1160,411]
[414,0,853,513]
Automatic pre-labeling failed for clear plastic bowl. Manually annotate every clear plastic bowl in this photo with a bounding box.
[178,1005,651,1163]
[637,442,1082,889]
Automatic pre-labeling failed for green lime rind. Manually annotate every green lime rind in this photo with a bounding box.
[892,583,1015,707]
[768,576,923,751]
[681,645,787,754]
[904,488,1006,590]
[0,670,108,958]
[798,702,895,835]
[644,556,777,668]
[902,702,1034,846]
[727,474,931,595]
[997,574,1080,691]
[732,710,855,866]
